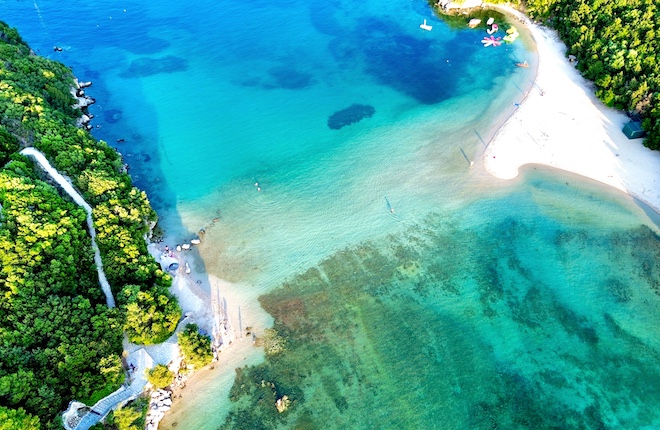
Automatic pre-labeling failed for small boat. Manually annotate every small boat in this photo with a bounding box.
[420,19,433,31]
[515,61,529,68]
[185,262,191,274]
[468,18,481,28]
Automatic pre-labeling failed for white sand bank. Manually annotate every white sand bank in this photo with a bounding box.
[148,243,214,333]
[483,10,660,213]
[123,244,225,370]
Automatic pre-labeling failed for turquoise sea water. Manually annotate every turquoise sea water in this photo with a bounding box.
[2,0,660,428]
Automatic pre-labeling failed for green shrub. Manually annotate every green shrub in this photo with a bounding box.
[147,364,174,389]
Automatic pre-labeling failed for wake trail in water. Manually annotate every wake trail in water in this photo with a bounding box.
[33,1,46,31]
[32,0,56,48]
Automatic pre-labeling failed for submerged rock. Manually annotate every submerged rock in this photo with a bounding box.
[268,67,315,90]
[327,104,375,130]
[276,395,291,413]
[121,55,188,78]
[104,109,123,123]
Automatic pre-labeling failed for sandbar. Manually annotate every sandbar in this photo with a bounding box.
[483,6,660,214]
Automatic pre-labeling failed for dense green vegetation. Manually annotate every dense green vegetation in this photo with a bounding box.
[541,0,659,150]
[177,324,214,370]
[0,165,125,427]
[121,284,181,345]
[436,0,660,149]
[0,20,180,428]
[0,128,19,165]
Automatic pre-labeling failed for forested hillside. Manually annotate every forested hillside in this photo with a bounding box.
[0,21,180,428]
[447,0,660,149]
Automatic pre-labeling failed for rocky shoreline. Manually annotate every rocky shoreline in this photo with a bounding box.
[145,389,173,430]
[71,78,95,130]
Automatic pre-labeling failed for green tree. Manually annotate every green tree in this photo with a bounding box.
[147,364,174,389]
[122,285,181,345]
[104,398,147,430]
[99,355,125,386]
[0,406,41,430]
[0,126,19,166]
[178,324,213,370]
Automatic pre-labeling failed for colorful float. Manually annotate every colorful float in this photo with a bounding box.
[481,36,502,47]
[504,26,520,42]
[487,23,499,35]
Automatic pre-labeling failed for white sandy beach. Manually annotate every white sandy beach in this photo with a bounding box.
[153,245,272,429]
[483,7,660,213]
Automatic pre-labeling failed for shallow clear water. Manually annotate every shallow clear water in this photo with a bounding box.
[3,0,660,428]
[204,167,660,430]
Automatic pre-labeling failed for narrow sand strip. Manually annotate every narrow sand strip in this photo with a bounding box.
[483,10,660,213]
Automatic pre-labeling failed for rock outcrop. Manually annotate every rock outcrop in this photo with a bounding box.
[71,78,95,129]
[145,389,173,430]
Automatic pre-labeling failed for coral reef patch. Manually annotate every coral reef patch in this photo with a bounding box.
[220,201,660,430]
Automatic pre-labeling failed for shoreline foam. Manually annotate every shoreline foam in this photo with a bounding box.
[481,5,660,214]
